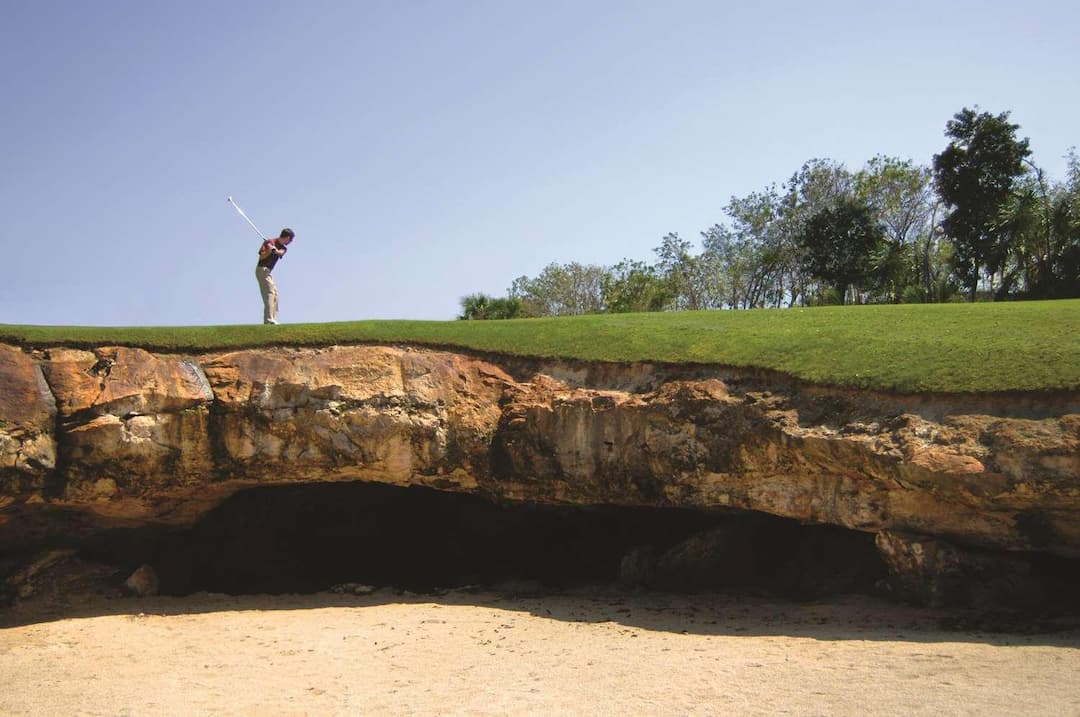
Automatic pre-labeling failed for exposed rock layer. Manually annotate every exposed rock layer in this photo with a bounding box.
[2,343,1078,599]
[0,345,55,493]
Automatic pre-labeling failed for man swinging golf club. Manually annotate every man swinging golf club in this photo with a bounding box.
[256,227,295,324]
[227,197,295,325]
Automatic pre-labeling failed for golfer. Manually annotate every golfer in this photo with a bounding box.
[256,228,295,324]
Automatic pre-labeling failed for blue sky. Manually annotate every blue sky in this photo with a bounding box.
[3,0,1078,326]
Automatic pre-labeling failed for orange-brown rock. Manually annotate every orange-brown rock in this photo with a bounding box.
[200,346,511,488]
[0,342,1078,564]
[41,347,214,499]
[0,345,56,495]
[490,376,1080,556]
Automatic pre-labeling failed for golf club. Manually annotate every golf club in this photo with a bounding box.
[227,196,266,239]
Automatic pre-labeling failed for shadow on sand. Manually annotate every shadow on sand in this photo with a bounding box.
[4,569,1079,649]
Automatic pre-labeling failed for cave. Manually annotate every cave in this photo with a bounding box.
[80,482,890,598]
[5,342,1079,617]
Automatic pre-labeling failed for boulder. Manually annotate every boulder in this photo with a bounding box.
[124,563,160,597]
[875,530,1050,609]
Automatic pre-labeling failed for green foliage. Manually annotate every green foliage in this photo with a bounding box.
[704,156,953,308]
[712,192,787,308]
[601,259,669,313]
[867,239,912,303]
[1001,152,1080,299]
[458,294,523,320]
[933,107,1033,299]
[510,262,607,317]
[459,293,490,320]
[653,232,720,311]
[2,300,1077,393]
[856,156,936,246]
[796,199,886,302]
[497,105,1069,312]
[855,156,947,302]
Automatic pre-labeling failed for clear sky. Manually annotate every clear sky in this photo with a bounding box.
[3,0,1078,326]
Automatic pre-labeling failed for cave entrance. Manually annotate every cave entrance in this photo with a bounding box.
[130,482,887,598]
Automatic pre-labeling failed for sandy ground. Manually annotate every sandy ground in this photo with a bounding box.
[3,586,1080,717]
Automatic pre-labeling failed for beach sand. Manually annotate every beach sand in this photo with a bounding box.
[2,584,1079,716]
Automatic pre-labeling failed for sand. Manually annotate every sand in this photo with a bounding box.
[2,588,1079,716]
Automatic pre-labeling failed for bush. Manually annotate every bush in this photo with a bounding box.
[458,294,523,320]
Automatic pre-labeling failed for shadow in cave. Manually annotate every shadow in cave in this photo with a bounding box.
[87,481,886,599]
[6,482,1078,642]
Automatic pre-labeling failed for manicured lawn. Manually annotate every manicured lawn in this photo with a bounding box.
[2,299,1077,393]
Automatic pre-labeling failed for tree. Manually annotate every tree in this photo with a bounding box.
[459,293,490,320]
[777,159,857,305]
[1051,149,1080,297]
[653,233,710,311]
[933,107,1032,299]
[786,158,855,211]
[795,199,885,303]
[856,156,934,246]
[458,293,522,320]
[855,156,943,302]
[600,259,669,313]
[510,262,607,317]
[719,188,788,308]
[1000,151,1080,299]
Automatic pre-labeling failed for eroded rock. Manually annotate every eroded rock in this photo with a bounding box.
[491,376,1080,556]
[124,563,159,597]
[0,345,56,496]
[0,341,1078,606]
[41,347,214,498]
[875,530,1056,609]
[201,346,511,489]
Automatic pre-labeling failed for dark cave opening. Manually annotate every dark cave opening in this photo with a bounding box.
[84,482,890,598]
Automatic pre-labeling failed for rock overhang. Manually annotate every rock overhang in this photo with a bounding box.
[1,341,1079,606]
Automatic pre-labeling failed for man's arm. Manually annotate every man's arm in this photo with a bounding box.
[258,240,282,260]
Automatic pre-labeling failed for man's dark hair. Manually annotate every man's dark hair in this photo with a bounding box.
[280,228,295,239]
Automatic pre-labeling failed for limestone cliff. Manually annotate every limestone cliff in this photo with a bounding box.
[1,342,1078,603]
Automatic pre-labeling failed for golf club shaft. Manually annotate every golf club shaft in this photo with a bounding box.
[227,196,266,239]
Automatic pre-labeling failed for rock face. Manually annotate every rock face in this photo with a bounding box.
[41,347,215,499]
[0,345,56,496]
[1,342,1078,601]
[874,531,1058,610]
[200,346,507,489]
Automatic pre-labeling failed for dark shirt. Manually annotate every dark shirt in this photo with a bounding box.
[257,239,287,271]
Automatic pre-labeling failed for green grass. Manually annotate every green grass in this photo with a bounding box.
[2,300,1078,394]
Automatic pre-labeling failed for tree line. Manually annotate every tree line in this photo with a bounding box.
[460,107,1080,319]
